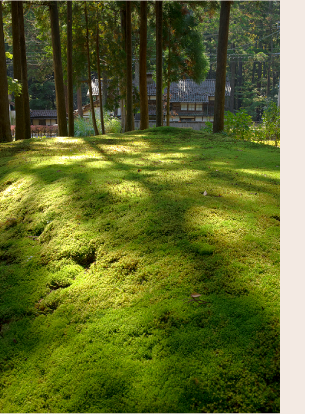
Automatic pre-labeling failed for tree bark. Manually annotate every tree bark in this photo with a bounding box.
[84,2,99,136]
[139,1,149,130]
[125,1,133,132]
[237,60,243,109]
[166,24,171,126]
[0,0,12,142]
[155,1,163,127]
[67,1,74,136]
[49,1,68,136]
[96,19,105,134]
[77,86,83,117]
[229,44,236,113]
[11,1,24,140]
[213,1,231,133]
[17,2,30,139]
[120,5,126,132]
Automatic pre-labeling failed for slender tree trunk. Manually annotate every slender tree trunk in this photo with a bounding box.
[77,86,83,117]
[252,61,256,84]
[120,5,126,132]
[17,2,30,139]
[49,1,68,136]
[237,60,243,109]
[266,61,271,97]
[11,1,23,140]
[166,25,171,126]
[96,19,105,134]
[64,83,68,115]
[229,61,235,112]
[0,1,12,142]
[125,1,133,132]
[139,0,149,130]
[213,1,231,133]
[102,72,107,107]
[229,43,236,113]
[84,2,99,135]
[67,1,74,136]
[155,0,163,127]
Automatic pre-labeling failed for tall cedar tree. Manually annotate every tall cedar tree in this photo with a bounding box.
[84,2,99,136]
[67,1,74,136]
[0,0,12,142]
[125,1,133,132]
[17,2,30,139]
[96,16,105,134]
[213,1,231,133]
[11,1,29,140]
[139,1,149,130]
[163,3,209,126]
[155,1,163,126]
[49,1,68,136]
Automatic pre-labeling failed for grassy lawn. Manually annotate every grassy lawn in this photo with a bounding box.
[0,127,280,413]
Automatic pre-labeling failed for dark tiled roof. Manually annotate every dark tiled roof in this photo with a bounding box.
[89,78,230,102]
[30,110,57,118]
[147,79,230,102]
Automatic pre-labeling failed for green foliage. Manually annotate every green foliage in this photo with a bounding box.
[96,114,122,134]
[74,113,121,137]
[7,77,22,96]
[226,110,253,140]
[201,121,213,133]
[262,101,280,146]
[162,2,209,86]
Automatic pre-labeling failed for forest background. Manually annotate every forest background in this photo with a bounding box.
[1,1,280,124]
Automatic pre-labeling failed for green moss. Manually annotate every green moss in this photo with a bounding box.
[0,129,279,413]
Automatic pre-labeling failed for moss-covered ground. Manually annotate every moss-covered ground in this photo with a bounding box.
[0,127,280,413]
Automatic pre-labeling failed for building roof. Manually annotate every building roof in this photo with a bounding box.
[30,110,57,119]
[89,78,230,102]
[147,79,231,102]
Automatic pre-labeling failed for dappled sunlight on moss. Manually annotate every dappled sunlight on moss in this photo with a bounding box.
[0,128,279,413]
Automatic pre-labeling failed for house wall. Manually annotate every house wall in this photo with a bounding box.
[32,118,57,126]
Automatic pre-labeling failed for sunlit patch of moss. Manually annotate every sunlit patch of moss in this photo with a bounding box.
[0,127,279,413]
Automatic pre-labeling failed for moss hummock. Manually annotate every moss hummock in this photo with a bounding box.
[0,127,280,413]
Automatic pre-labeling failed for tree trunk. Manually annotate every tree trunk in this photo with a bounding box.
[166,24,171,126]
[121,98,126,132]
[49,1,68,136]
[166,80,170,126]
[229,60,236,112]
[139,1,149,130]
[213,1,231,133]
[120,5,126,132]
[0,0,12,142]
[84,2,99,136]
[125,1,133,132]
[17,2,30,139]
[102,72,107,107]
[237,59,243,109]
[155,0,163,127]
[67,1,74,136]
[266,61,271,97]
[77,86,83,117]
[96,19,105,134]
[11,1,24,141]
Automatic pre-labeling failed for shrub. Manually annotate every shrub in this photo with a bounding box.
[200,121,213,133]
[262,102,280,146]
[74,113,121,137]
